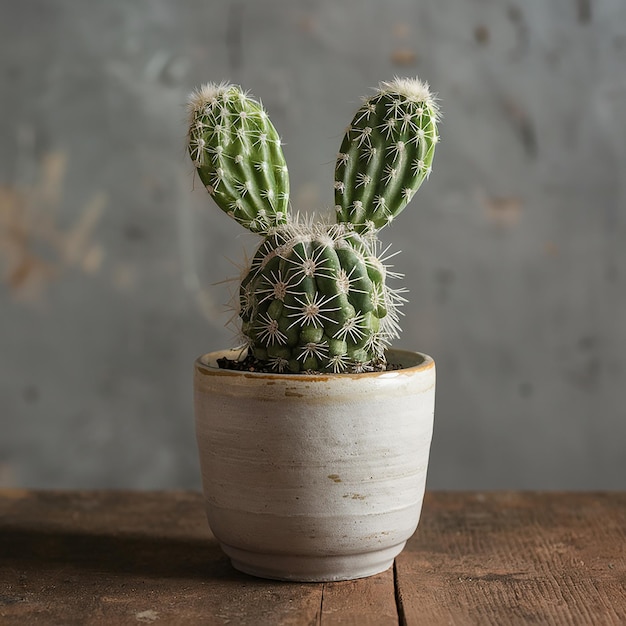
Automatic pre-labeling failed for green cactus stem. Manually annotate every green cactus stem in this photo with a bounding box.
[334,77,440,233]
[186,77,439,373]
[187,83,289,233]
[237,217,405,373]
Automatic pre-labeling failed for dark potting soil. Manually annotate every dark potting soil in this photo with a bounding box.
[216,354,402,374]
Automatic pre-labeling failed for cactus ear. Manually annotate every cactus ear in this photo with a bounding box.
[187,83,289,234]
[334,77,440,233]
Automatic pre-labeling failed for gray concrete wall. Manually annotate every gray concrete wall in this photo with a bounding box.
[1,0,625,489]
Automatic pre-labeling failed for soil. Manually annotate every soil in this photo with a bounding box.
[216,353,401,374]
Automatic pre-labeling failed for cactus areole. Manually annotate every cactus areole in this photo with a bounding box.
[187,78,440,374]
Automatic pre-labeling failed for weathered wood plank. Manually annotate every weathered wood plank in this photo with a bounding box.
[2,491,626,624]
[0,490,322,625]
[396,492,626,626]
[320,568,398,625]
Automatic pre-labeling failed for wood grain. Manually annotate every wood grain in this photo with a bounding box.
[0,491,322,625]
[1,491,625,624]
[397,492,626,625]
[319,569,397,625]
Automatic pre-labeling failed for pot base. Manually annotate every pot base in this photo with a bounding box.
[221,541,406,582]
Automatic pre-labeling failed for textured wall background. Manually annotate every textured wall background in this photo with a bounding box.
[1,0,625,489]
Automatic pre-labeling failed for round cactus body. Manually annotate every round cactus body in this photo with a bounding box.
[238,219,403,373]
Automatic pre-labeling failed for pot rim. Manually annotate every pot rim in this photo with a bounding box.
[194,347,434,381]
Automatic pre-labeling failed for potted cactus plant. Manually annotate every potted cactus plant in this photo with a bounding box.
[189,77,440,581]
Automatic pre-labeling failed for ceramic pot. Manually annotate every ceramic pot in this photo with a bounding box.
[194,348,435,582]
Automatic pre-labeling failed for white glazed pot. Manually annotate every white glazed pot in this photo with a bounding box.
[194,348,435,582]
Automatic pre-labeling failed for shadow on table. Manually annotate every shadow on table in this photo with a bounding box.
[0,525,255,583]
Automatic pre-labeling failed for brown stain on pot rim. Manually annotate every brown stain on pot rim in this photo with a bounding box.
[328,474,342,483]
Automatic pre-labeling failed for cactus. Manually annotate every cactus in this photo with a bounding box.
[188,83,289,233]
[335,78,439,233]
[187,77,439,373]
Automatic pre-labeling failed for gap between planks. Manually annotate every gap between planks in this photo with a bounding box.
[317,566,400,625]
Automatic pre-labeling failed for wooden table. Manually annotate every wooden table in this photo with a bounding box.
[1,491,624,625]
